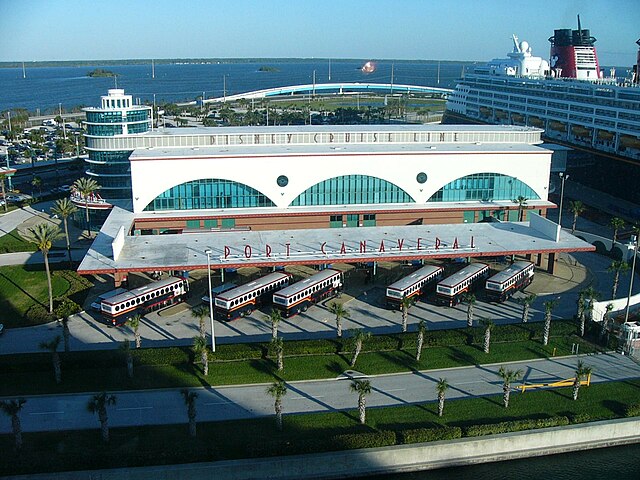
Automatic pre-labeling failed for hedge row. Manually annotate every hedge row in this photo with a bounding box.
[400,426,462,444]
[464,416,570,437]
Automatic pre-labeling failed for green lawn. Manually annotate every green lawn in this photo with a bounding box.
[0,265,69,324]
[2,379,638,476]
[0,228,36,254]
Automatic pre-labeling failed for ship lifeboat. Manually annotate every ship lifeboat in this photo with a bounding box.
[596,130,615,141]
[511,113,525,124]
[548,120,567,132]
[479,107,492,116]
[495,110,508,119]
[528,116,545,127]
[620,135,640,149]
[571,125,592,138]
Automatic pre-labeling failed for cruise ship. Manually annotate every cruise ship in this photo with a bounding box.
[444,18,640,203]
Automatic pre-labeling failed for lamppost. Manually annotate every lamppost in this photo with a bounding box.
[204,249,216,352]
[624,236,638,323]
[558,172,569,228]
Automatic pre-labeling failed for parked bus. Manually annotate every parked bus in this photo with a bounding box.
[385,265,444,309]
[485,261,535,302]
[435,263,490,307]
[273,269,344,317]
[214,272,292,321]
[100,276,190,326]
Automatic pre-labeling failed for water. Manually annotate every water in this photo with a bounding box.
[374,442,640,479]
[0,60,466,113]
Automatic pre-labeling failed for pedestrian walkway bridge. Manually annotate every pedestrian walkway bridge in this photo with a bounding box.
[203,83,453,104]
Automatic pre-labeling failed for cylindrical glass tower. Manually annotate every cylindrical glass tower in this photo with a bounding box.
[83,89,152,202]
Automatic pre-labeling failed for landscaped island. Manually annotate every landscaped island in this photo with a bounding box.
[87,68,118,78]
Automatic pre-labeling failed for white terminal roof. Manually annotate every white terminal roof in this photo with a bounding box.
[78,207,593,275]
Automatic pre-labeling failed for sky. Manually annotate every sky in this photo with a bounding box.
[0,0,638,65]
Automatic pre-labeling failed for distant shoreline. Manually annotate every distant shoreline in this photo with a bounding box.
[0,58,476,69]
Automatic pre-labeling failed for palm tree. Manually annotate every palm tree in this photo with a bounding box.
[582,286,600,333]
[22,223,61,314]
[608,260,630,299]
[576,290,586,329]
[435,378,449,417]
[51,197,78,267]
[0,172,9,213]
[31,176,42,197]
[480,318,494,353]
[61,315,71,353]
[180,389,198,437]
[497,366,523,408]
[266,380,288,431]
[399,296,414,333]
[72,177,101,237]
[350,379,372,425]
[348,329,371,367]
[126,314,142,348]
[415,319,428,362]
[610,217,625,246]
[518,293,537,323]
[265,308,283,339]
[568,200,586,234]
[87,392,117,442]
[0,398,27,450]
[542,299,558,346]
[328,301,350,338]
[513,196,528,221]
[120,340,133,378]
[462,293,476,327]
[39,335,62,384]
[271,336,284,371]
[601,303,614,342]
[193,336,209,376]
[572,361,593,401]
[191,305,209,339]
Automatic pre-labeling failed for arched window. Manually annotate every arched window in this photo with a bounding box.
[144,179,276,211]
[290,174,414,206]
[427,173,539,202]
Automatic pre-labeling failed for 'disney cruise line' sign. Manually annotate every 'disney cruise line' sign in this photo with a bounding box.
[219,235,476,263]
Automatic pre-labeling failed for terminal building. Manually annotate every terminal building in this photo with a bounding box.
[76,89,594,285]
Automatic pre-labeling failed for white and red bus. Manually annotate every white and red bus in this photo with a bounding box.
[485,261,535,302]
[214,272,292,321]
[385,265,444,309]
[273,269,343,317]
[100,276,190,326]
[435,263,490,307]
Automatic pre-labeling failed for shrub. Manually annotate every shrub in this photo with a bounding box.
[624,403,640,417]
[401,426,462,444]
[54,298,81,319]
[465,416,570,437]
[25,303,56,324]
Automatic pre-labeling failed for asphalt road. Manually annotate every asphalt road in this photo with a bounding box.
[2,353,638,434]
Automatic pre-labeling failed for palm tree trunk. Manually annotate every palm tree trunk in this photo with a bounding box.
[275,398,283,431]
[99,411,109,442]
[277,349,283,371]
[84,201,90,237]
[199,318,206,338]
[416,331,424,361]
[12,415,22,450]
[62,319,70,352]
[127,354,133,378]
[358,395,366,424]
[201,350,209,376]
[0,178,7,213]
[522,304,530,323]
[189,417,196,437]
[272,322,277,339]
[572,380,580,400]
[438,394,445,417]
[543,316,551,346]
[402,309,408,333]
[484,329,491,353]
[579,314,586,337]
[612,271,620,299]
[44,253,53,314]
[503,384,510,408]
[53,352,62,384]
[135,330,141,349]
[336,317,342,338]
[63,217,72,267]
[351,341,362,367]
[467,305,473,327]
[572,214,577,234]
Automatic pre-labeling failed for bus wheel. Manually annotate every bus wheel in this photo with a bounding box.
[302,305,308,312]
[246,308,253,316]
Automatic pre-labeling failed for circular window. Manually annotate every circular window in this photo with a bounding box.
[277,175,289,187]
[416,172,428,184]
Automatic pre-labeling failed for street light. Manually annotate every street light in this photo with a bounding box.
[624,236,638,323]
[204,249,216,352]
[558,172,569,229]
